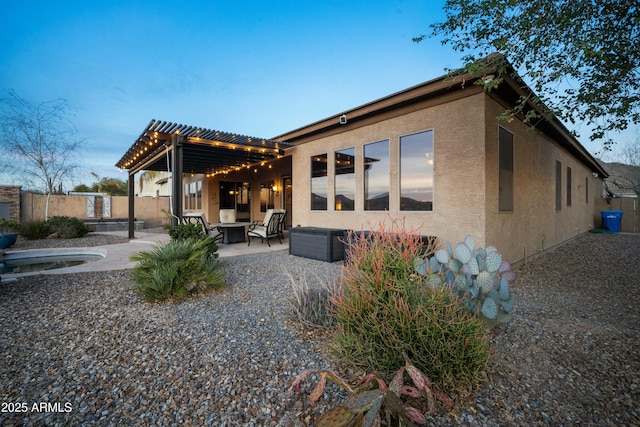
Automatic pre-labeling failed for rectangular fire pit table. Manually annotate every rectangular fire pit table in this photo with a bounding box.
[212,222,248,244]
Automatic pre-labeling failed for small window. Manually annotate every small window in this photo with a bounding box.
[555,160,562,211]
[335,148,355,211]
[585,176,589,203]
[566,167,572,207]
[311,154,328,210]
[364,140,390,211]
[498,127,514,212]
[400,130,434,211]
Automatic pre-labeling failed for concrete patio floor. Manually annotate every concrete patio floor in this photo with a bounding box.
[1,229,290,279]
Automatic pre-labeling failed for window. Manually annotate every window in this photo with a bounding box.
[311,154,327,210]
[586,176,589,203]
[364,140,390,210]
[566,167,572,207]
[498,127,514,212]
[260,180,275,212]
[184,179,202,210]
[400,130,434,211]
[555,160,562,211]
[335,147,355,211]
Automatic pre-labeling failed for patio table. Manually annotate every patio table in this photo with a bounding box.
[212,222,248,244]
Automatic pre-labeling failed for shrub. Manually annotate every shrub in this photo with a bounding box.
[289,353,455,425]
[18,220,51,240]
[0,218,20,234]
[169,223,219,259]
[130,238,224,303]
[331,218,490,392]
[286,268,338,330]
[47,216,90,239]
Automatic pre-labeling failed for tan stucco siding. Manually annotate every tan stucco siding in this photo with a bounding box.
[290,93,487,245]
[484,97,602,264]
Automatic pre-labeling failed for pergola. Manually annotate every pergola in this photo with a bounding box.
[115,119,293,238]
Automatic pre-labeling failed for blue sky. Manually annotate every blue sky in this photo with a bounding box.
[0,1,632,189]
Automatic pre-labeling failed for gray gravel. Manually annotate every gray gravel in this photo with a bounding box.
[0,232,639,426]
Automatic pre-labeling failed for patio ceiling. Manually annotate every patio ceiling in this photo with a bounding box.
[115,120,294,175]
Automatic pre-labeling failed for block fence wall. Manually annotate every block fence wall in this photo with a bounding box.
[19,193,171,229]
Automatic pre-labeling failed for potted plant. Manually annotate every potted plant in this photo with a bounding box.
[0,219,19,249]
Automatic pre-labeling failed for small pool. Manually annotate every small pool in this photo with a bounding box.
[0,250,105,275]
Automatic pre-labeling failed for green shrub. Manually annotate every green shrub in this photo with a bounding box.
[331,218,490,392]
[0,218,20,234]
[130,238,224,303]
[18,220,51,240]
[169,223,219,258]
[47,216,90,239]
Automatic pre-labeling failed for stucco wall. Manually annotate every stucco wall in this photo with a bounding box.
[483,97,604,264]
[20,193,170,228]
[290,92,488,245]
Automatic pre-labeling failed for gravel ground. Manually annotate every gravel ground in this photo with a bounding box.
[0,232,638,426]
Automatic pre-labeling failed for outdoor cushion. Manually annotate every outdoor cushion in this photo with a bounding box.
[219,209,236,223]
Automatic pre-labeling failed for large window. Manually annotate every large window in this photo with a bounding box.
[498,127,514,212]
[364,140,389,210]
[311,153,328,210]
[400,130,434,211]
[335,147,355,211]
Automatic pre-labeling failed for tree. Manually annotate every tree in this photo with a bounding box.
[418,0,640,150]
[604,139,640,196]
[0,91,86,217]
[72,177,128,196]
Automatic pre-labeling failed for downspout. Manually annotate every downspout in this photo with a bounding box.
[170,135,183,227]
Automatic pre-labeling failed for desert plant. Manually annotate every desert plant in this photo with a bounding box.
[289,353,455,426]
[286,268,339,329]
[46,216,90,239]
[17,220,51,240]
[0,218,20,236]
[130,237,224,303]
[169,222,219,259]
[414,235,515,326]
[332,219,490,392]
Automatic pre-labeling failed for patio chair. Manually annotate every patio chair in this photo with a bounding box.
[219,209,236,224]
[247,211,285,246]
[181,212,223,244]
[276,209,287,239]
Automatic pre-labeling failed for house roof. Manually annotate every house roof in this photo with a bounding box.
[273,56,608,178]
[115,120,293,175]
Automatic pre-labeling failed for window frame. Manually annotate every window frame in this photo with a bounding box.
[399,129,434,212]
[498,126,514,213]
[310,153,328,211]
[334,147,355,211]
[363,139,390,211]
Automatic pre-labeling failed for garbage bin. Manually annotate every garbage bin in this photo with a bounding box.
[601,210,623,233]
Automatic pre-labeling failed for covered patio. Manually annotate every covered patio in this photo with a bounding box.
[116,120,294,238]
